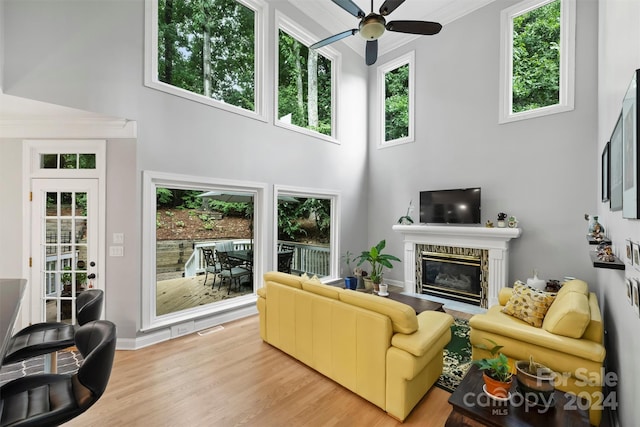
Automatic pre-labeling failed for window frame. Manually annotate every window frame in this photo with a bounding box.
[273,185,341,281]
[377,51,415,149]
[144,0,267,122]
[141,171,268,331]
[499,0,575,124]
[274,11,340,144]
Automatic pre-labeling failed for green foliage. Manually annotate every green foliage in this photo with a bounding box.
[156,188,174,205]
[512,0,561,113]
[342,251,358,274]
[175,220,185,227]
[357,240,401,284]
[208,200,248,217]
[158,0,255,111]
[473,339,513,382]
[278,30,332,135]
[277,197,330,242]
[385,64,409,141]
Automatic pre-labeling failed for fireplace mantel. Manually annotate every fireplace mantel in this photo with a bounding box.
[392,225,522,307]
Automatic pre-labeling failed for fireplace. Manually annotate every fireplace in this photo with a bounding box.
[393,225,521,308]
[418,245,488,307]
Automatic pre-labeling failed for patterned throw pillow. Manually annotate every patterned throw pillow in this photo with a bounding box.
[501,281,557,328]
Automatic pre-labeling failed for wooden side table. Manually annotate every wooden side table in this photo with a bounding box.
[446,365,590,426]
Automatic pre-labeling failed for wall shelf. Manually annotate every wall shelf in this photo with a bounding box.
[589,251,625,270]
[586,235,611,245]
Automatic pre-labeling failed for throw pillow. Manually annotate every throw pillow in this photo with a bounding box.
[501,281,557,328]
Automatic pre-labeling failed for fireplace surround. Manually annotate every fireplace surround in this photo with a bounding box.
[392,225,521,308]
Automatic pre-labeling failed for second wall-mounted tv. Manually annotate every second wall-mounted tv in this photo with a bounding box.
[419,188,481,225]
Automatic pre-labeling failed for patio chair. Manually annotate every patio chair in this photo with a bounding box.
[217,251,252,294]
[0,320,116,427]
[216,240,244,267]
[277,250,294,274]
[201,247,221,288]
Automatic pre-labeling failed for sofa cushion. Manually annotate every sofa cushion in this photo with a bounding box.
[501,281,556,328]
[339,291,418,334]
[557,279,589,297]
[542,288,591,338]
[264,271,303,289]
[302,279,343,300]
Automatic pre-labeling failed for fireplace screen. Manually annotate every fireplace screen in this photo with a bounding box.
[421,251,482,305]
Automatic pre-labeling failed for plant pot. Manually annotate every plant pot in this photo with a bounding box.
[373,282,380,292]
[363,277,373,291]
[344,276,358,290]
[482,373,512,399]
[515,360,556,406]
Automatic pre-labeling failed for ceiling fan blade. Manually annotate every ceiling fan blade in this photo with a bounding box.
[386,20,442,35]
[379,0,406,16]
[365,40,378,66]
[331,0,366,18]
[310,29,358,50]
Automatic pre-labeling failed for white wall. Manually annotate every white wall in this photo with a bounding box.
[0,0,370,340]
[597,1,640,425]
[367,0,599,287]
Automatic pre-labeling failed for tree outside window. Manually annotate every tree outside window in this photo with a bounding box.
[512,0,561,113]
[499,0,574,123]
[385,64,410,142]
[278,29,333,136]
[157,0,256,112]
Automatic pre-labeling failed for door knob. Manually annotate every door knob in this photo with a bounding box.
[87,273,96,279]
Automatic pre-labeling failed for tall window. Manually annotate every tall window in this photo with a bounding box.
[377,51,414,148]
[274,186,340,281]
[146,0,265,120]
[276,13,338,141]
[499,0,575,123]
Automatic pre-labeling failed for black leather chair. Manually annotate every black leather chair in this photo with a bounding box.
[0,320,117,427]
[2,289,104,370]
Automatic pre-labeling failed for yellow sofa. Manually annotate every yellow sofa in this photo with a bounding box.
[257,271,454,421]
[469,279,606,426]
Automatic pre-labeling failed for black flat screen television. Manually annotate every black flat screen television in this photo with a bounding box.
[419,188,481,224]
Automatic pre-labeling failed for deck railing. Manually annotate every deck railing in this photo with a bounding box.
[184,240,330,278]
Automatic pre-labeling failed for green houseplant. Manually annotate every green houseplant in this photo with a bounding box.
[357,240,401,291]
[473,339,513,399]
[341,250,359,290]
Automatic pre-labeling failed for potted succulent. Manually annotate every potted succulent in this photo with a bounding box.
[341,250,359,290]
[473,339,513,399]
[357,240,401,292]
[515,356,556,406]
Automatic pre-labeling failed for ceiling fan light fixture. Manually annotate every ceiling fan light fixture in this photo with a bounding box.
[359,14,386,40]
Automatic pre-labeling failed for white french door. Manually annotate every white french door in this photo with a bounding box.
[31,179,100,324]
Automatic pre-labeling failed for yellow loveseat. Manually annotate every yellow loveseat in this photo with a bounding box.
[257,271,454,421]
[469,279,606,426]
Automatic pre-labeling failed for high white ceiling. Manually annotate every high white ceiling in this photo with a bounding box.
[0,0,496,126]
[288,0,497,59]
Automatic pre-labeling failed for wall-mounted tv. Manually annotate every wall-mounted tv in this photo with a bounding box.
[419,188,481,225]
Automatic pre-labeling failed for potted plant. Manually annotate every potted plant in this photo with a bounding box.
[341,250,359,290]
[357,240,401,292]
[473,339,513,399]
[515,356,556,406]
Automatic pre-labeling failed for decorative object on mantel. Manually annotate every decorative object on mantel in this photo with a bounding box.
[508,216,518,228]
[397,200,415,225]
[358,239,400,293]
[496,212,507,228]
[485,220,494,228]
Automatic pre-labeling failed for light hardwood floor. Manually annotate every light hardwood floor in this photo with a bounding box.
[66,314,456,427]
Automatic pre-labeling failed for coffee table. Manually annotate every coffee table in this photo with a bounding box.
[446,365,590,426]
[331,280,444,314]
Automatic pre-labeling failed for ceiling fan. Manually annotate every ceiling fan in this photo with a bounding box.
[309,0,442,66]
